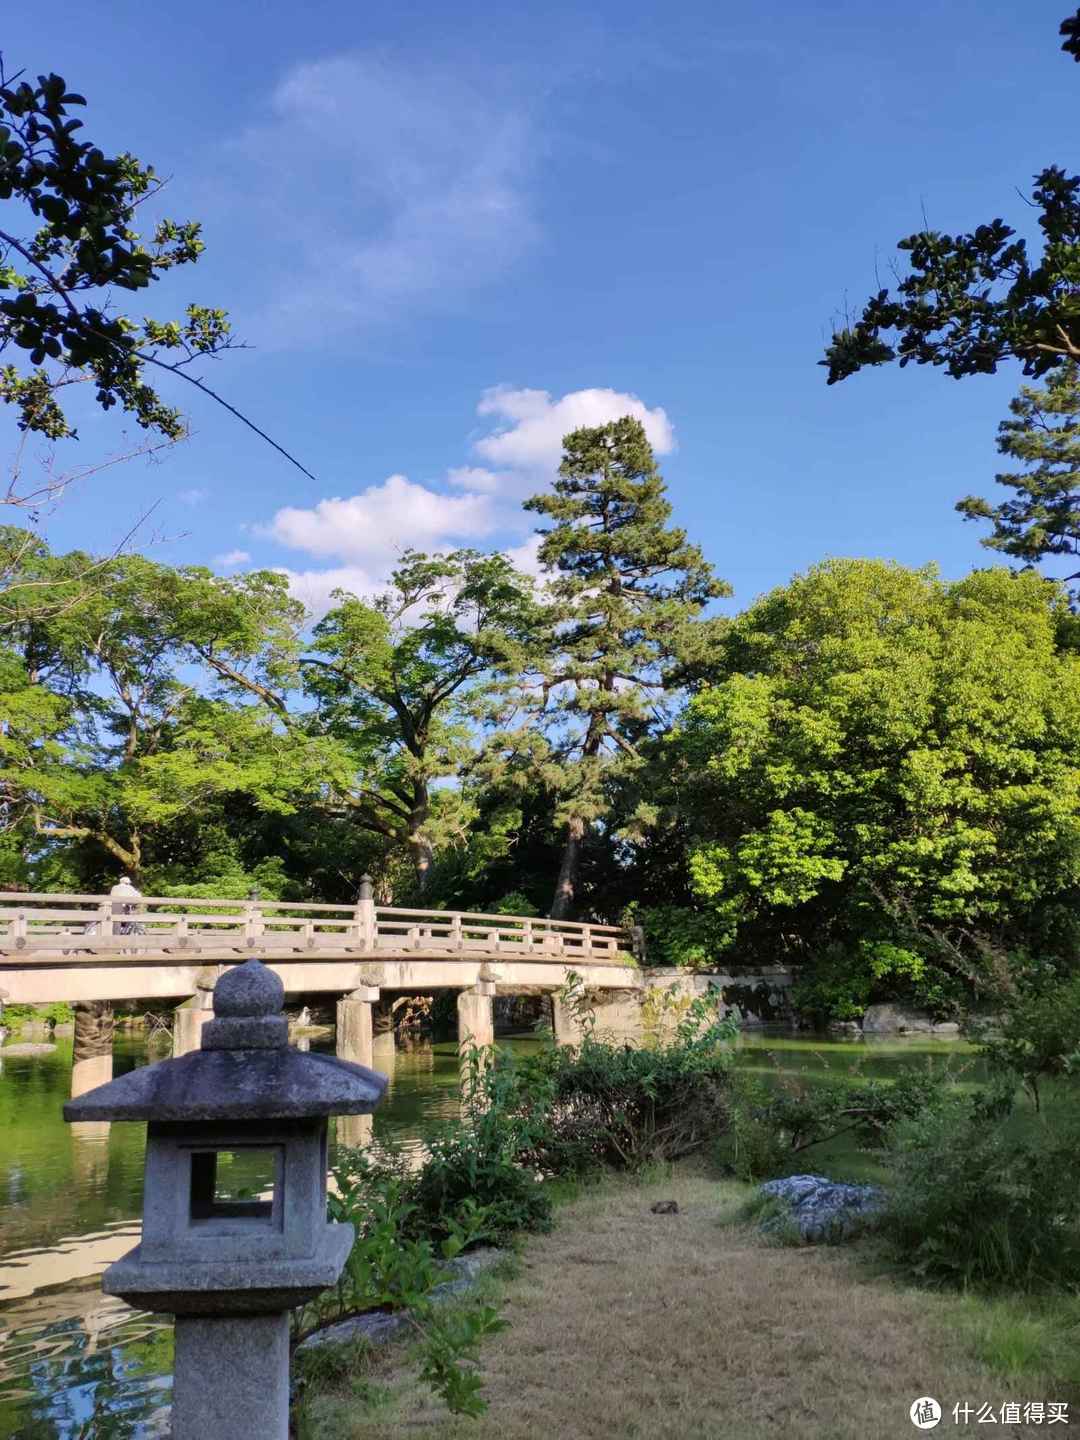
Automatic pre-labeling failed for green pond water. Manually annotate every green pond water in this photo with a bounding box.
[0,1026,974,1439]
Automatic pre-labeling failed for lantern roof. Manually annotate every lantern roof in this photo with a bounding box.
[63,959,387,1123]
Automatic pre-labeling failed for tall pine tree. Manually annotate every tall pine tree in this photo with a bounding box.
[958,362,1080,598]
[510,417,729,918]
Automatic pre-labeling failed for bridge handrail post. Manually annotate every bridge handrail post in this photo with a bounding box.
[355,874,376,952]
[451,913,463,952]
[243,901,265,945]
[97,902,114,939]
[523,918,533,954]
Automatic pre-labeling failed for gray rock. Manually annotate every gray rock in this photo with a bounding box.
[0,1041,57,1056]
[932,1021,961,1036]
[861,1003,933,1034]
[758,1174,884,1242]
[296,1248,504,1353]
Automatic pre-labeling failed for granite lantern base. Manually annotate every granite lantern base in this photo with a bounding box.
[63,959,387,1440]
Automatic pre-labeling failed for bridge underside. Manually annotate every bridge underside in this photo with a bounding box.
[0,953,642,1006]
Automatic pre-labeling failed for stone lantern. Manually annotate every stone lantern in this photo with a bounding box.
[63,959,387,1440]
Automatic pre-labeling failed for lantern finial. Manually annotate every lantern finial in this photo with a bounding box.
[202,958,288,1050]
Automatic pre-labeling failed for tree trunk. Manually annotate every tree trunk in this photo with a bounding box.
[408,783,434,892]
[550,815,585,919]
[73,999,115,1063]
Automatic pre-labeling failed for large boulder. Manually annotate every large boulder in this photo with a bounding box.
[861,1003,933,1034]
[758,1174,884,1242]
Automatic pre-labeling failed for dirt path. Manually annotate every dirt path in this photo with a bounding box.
[300,1171,1074,1439]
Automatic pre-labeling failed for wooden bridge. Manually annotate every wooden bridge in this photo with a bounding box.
[0,881,645,1095]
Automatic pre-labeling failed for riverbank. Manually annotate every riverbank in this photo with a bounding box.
[295,1164,1080,1440]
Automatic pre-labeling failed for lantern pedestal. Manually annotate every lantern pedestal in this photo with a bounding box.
[173,1312,290,1440]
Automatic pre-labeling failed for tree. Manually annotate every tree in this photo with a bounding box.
[957,362,1080,597]
[500,417,728,919]
[0,544,335,886]
[668,559,1080,1014]
[303,550,539,892]
[161,549,539,894]
[0,62,312,475]
[822,12,1080,388]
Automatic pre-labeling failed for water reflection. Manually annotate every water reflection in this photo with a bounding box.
[0,1030,477,1438]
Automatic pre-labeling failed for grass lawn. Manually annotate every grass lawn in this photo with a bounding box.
[294,1164,1080,1440]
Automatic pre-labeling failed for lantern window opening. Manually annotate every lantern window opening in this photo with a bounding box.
[188,1145,284,1228]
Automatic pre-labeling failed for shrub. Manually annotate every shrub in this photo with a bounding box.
[410,1124,553,1244]
[791,940,964,1023]
[293,1145,506,1416]
[720,1062,955,1181]
[515,993,739,1173]
[2,1001,74,1029]
[973,975,1080,1111]
[883,1091,1080,1290]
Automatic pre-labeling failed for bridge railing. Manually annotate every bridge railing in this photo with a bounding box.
[0,892,637,966]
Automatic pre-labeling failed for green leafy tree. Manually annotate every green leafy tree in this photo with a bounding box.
[0,544,334,885]
[161,549,539,894]
[668,559,1080,1011]
[958,362,1080,596]
[303,550,539,892]
[823,13,1080,388]
[496,417,728,918]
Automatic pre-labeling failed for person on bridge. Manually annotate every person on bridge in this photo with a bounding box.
[110,877,143,936]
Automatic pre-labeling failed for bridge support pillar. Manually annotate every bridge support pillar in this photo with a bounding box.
[336,987,378,1069]
[173,990,213,1057]
[457,985,494,1055]
[552,994,588,1048]
[336,986,380,1149]
[71,999,114,1098]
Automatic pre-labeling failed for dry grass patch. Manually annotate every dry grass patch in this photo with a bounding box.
[299,1169,1077,1440]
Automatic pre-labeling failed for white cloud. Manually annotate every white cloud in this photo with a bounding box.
[256,385,675,610]
[178,487,208,506]
[227,54,537,342]
[504,533,546,579]
[274,564,383,619]
[474,386,675,474]
[263,473,497,569]
[446,465,504,493]
[215,549,251,567]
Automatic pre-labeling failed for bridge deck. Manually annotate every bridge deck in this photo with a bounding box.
[0,892,641,1005]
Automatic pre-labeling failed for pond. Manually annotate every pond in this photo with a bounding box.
[0,1025,973,1438]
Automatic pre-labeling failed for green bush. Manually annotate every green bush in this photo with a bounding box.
[410,1124,553,1245]
[883,1092,1080,1290]
[790,940,965,1023]
[2,1001,73,1029]
[294,1146,506,1416]
[508,993,739,1173]
[973,975,1080,1112]
[721,1063,955,1181]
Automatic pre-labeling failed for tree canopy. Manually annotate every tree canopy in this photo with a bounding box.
[665,559,1080,1013]
[823,12,1080,388]
[958,362,1080,597]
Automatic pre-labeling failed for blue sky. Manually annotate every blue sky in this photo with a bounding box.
[4,0,1076,614]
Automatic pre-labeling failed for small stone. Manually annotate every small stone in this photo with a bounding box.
[651,1199,679,1215]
